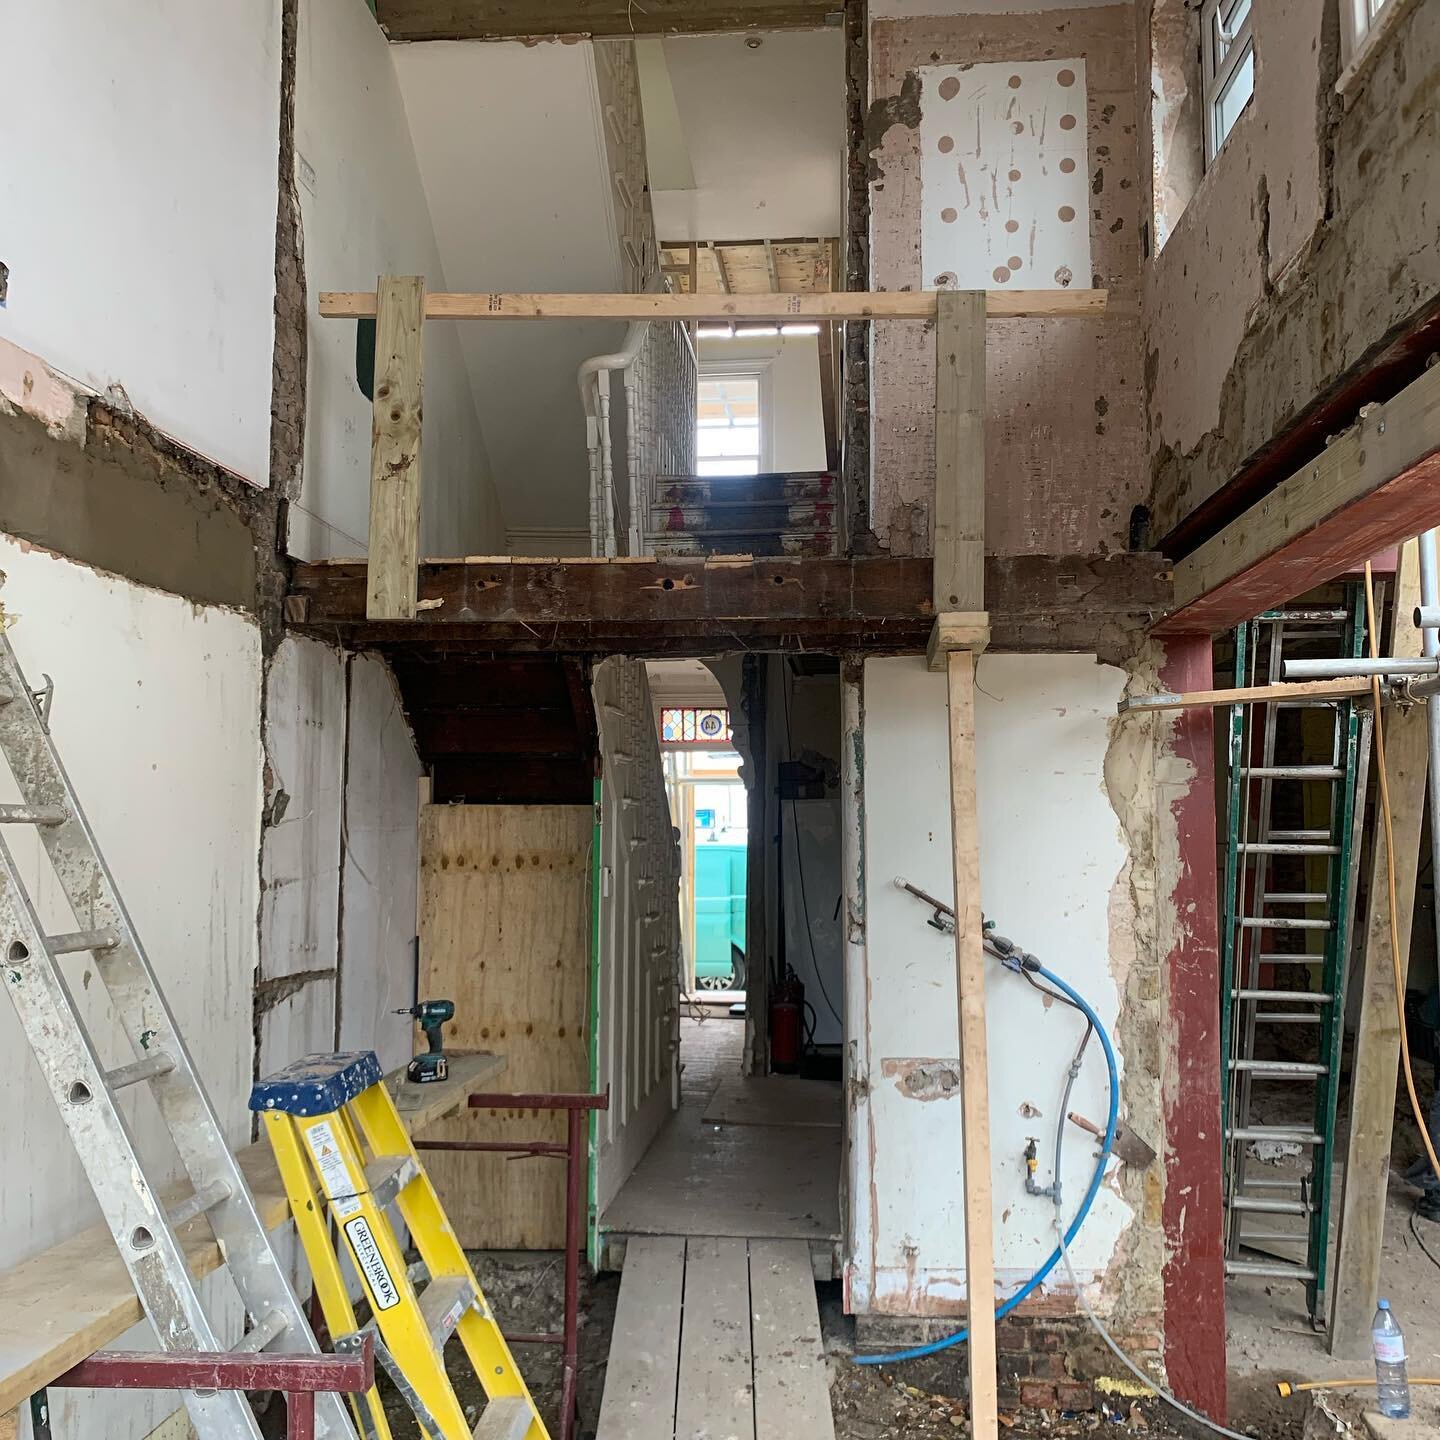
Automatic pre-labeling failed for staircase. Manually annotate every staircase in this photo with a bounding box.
[649,471,839,557]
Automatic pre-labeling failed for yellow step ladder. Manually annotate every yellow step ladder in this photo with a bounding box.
[251,1052,548,1440]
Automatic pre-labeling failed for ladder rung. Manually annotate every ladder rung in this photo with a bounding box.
[46,928,121,956]
[419,1275,475,1348]
[104,1052,177,1091]
[0,804,66,827]
[1230,1059,1328,1077]
[364,1154,420,1209]
[1229,1127,1323,1144]
[1239,843,1339,855]
[1232,990,1332,1002]
[168,1180,233,1230]
[1241,916,1332,930]
[1240,767,1344,780]
[232,1309,290,1355]
[1268,829,1334,841]
[1260,893,1330,905]
[472,1397,535,1440]
[1255,953,1325,963]
[1254,1012,1323,1024]
[1226,1259,1317,1280]
[1231,1195,1313,1215]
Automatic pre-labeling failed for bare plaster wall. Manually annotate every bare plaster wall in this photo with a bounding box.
[1143,0,1440,541]
[850,650,1162,1342]
[867,5,1146,558]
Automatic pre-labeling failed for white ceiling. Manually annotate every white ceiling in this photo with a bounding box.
[649,29,846,243]
[392,40,629,534]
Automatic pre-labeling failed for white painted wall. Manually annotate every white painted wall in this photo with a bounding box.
[292,0,505,560]
[259,637,424,1079]
[0,534,262,1438]
[699,335,827,473]
[393,40,632,535]
[850,654,1132,1314]
[338,655,423,1074]
[0,2,280,485]
[650,30,845,242]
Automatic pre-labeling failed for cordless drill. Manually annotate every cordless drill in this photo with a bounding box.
[394,999,455,1084]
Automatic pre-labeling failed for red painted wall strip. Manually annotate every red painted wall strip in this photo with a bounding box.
[1159,634,1228,1419]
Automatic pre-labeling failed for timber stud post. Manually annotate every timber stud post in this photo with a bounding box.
[933,288,999,1440]
[367,273,426,621]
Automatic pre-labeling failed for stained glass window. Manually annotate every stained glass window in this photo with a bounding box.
[660,706,732,746]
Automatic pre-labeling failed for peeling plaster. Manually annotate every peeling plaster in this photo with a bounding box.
[868,7,1147,558]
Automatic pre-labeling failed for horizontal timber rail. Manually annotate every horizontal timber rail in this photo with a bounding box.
[284,553,1171,658]
[318,288,1107,322]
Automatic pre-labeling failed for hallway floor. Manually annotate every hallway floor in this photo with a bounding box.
[600,1014,842,1243]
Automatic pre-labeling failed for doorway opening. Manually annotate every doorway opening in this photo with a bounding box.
[597,653,846,1265]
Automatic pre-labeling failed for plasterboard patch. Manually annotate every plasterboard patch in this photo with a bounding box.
[920,60,1091,292]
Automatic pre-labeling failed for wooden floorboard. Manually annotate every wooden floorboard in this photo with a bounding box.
[675,1237,756,1440]
[750,1240,836,1440]
[595,1237,686,1440]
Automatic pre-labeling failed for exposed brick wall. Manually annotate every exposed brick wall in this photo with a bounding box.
[996,1313,1160,1411]
[856,1307,1165,1414]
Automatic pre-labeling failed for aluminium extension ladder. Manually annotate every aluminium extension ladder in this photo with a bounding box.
[0,630,354,1440]
[1220,589,1371,1326]
[253,1051,548,1440]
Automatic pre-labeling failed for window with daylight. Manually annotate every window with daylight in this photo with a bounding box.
[661,706,733,747]
[1201,0,1254,164]
[1342,0,1397,68]
[697,374,763,477]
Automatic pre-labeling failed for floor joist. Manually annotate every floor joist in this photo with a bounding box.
[284,553,1171,658]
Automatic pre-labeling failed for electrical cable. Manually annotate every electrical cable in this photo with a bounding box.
[1410,1208,1440,1273]
[1362,561,1440,1185]
[1054,1226,1271,1440]
[780,664,843,1030]
[855,960,1118,1365]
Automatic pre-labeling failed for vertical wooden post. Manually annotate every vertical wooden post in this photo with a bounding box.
[948,647,998,1438]
[932,289,997,1439]
[932,289,986,616]
[366,274,426,621]
[1329,541,1428,1355]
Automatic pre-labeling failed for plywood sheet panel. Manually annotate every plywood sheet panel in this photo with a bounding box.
[418,803,592,1248]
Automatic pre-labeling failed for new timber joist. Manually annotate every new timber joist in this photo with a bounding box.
[283,553,1171,658]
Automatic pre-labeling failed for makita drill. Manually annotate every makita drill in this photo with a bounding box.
[394,998,455,1084]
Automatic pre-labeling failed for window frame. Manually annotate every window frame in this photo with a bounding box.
[1200,0,1255,165]
[1339,0,1412,95]
[696,359,773,476]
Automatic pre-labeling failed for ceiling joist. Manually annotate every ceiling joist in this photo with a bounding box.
[375,0,841,42]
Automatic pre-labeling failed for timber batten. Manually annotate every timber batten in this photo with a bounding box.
[284,553,1172,656]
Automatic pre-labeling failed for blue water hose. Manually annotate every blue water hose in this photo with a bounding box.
[855,961,1119,1365]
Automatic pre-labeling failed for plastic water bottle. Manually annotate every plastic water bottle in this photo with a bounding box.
[1372,1299,1411,1420]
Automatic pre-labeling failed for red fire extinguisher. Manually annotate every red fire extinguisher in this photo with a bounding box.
[770,967,805,1074]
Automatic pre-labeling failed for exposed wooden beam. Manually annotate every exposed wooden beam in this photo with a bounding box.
[708,241,732,295]
[816,320,839,470]
[1118,676,1374,713]
[374,0,838,42]
[367,275,425,620]
[285,554,1171,658]
[1330,544,1429,1357]
[1160,362,1440,634]
[319,289,1108,322]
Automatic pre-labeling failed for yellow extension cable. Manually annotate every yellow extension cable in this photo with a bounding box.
[1278,563,1440,1403]
[1362,559,1440,1184]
